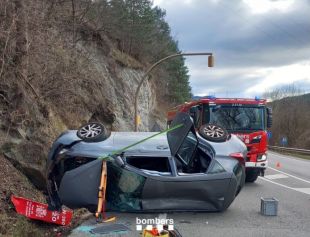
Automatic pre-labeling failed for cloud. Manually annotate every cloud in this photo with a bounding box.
[153,0,310,97]
[245,61,310,94]
[243,0,295,14]
[188,66,264,97]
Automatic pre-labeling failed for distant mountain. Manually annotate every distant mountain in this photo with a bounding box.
[192,95,204,100]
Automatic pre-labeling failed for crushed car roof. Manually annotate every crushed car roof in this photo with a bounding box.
[63,131,172,157]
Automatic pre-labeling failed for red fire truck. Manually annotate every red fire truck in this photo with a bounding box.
[167,97,272,182]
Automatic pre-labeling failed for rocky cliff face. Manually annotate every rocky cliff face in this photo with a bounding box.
[0,1,180,234]
[1,31,166,191]
[77,39,164,132]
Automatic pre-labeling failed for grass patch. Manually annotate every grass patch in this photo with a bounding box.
[11,216,44,237]
[0,214,47,237]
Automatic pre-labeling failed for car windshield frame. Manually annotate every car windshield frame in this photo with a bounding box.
[167,112,199,168]
[203,104,266,132]
[176,129,198,165]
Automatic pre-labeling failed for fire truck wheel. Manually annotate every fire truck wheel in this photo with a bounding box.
[245,169,259,182]
[198,124,228,143]
[77,122,108,142]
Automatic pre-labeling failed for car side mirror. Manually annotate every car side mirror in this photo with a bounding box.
[115,156,125,168]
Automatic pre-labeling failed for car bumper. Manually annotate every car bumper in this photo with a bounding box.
[245,160,268,169]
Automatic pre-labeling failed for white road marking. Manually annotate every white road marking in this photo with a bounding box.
[262,153,310,195]
[268,167,310,184]
[259,177,310,196]
[294,188,310,195]
[264,174,288,180]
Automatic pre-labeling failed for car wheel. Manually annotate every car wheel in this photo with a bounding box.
[199,124,228,142]
[245,169,259,182]
[77,122,108,142]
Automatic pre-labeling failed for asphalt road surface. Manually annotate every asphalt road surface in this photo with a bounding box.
[70,151,310,237]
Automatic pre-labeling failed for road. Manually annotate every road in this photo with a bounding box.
[70,151,310,237]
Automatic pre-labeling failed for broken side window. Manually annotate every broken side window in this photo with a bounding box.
[106,161,146,211]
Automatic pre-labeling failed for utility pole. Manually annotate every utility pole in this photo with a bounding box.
[134,52,214,131]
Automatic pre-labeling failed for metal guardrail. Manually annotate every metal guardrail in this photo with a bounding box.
[268,145,310,155]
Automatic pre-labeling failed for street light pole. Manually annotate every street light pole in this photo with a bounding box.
[134,52,214,131]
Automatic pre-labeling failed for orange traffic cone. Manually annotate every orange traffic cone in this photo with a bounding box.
[276,162,281,168]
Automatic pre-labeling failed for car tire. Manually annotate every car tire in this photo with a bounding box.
[245,169,259,182]
[198,124,228,142]
[77,122,108,143]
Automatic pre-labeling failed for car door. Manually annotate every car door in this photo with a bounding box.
[141,112,236,211]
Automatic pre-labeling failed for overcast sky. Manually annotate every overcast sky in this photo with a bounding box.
[153,0,310,98]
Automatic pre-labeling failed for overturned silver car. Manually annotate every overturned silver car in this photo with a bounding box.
[46,112,246,213]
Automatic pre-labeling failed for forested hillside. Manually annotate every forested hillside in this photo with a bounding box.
[84,0,192,103]
[268,93,310,149]
[0,0,191,235]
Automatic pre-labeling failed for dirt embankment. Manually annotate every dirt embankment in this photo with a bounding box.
[0,154,92,236]
[0,154,52,236]
[0,1,167,185]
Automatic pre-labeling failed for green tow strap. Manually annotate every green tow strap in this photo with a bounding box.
[98,123,183,160]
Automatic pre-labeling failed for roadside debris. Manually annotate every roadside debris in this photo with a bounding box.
[142,226,183,237]
[11,195,73,226]
[261,197,279,216]
[90,223,131,235]
[142,227,169,237]
[73,222,131,235]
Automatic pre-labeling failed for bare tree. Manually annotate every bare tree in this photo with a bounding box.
[263,83,305,101]
[14,0,28,78]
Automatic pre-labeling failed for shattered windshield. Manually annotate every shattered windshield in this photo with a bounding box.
[106,161,145,211]
[205,105,265,131]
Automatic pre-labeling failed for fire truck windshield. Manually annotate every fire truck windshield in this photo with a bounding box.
[205,105,265,132]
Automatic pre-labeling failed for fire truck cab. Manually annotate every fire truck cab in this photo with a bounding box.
[167,97,272,182]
